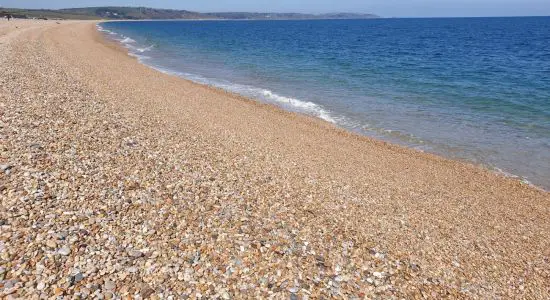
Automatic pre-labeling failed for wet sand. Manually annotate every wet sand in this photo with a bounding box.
[0,20,549,298]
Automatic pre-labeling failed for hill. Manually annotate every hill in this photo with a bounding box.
[202,12,379,20]
[0,7,379,20]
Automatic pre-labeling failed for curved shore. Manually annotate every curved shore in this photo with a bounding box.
[1,20,549,298]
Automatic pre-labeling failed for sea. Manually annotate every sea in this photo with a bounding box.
[98,17,550,189]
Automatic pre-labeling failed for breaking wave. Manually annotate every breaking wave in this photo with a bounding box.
[150,66,339,124]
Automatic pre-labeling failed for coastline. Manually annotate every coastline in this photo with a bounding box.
[98,20,550,190]
[1,19,549,298]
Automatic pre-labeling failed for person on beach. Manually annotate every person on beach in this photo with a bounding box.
[7,14,11,21]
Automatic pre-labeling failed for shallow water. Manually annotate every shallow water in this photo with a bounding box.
[99,18,550,189]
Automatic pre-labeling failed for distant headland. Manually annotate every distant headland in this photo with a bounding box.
[0,6,379,20]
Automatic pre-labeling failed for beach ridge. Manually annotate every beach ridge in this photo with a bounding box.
[1,20,549,298]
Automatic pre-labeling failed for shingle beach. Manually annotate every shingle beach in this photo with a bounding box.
[1,20,549,299]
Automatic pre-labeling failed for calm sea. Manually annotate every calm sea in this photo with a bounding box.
[99,18,550,189]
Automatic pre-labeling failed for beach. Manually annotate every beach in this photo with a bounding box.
[0,19,549,298]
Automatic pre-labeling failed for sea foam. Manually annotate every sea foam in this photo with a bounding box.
[96,20,550,190]
[121,37,136,44]
[145,65,339,124]
[96,23,342,126]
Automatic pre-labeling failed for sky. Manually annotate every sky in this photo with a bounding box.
[1,0,550,18]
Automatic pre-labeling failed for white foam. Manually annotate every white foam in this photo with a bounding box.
[491,167,545,191]
[120,40,155,54]
[128,52,151,62]
[135,45,155,53]
[260,90,337,123]
[146,65,339,124]
[96,24,118,36]
[95,26,153,63]
[121,37,136,44]
[96,23,341,126]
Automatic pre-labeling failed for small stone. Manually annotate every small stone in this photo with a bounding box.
[128,249,143,258]
[373,271,384,278]
[0,164,12,172]
[4,280,15,289]
[119,272,128,280]
[56,231,69,240]
[127,267,138,273]
[0,164,12,175]
[289,286,299,293]
[104,280,116,291]
[140,283,155,298]
[221,292,230,299]
[58,246,71,256]
[46,240,57,248]
[74,272,84,282]
[410,263,420,272]
[37,281,46,290]
[126,140,138,147]
[81,288,90,297]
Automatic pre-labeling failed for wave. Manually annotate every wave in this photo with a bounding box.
[121,37,136,44]
[96,25,338,124]
[96,25,117,36]
[97,25,327,120]
[260,90,336,123]
[135,45,155,53]
[97,25,155,57]
[124,43,155,53]
[145,65,339,124]
[128,52,151,62]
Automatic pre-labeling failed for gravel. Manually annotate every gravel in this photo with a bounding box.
[0,20,549,299]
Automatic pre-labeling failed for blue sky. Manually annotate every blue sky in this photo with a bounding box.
[1,0,549,17]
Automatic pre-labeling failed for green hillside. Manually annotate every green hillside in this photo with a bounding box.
[0,6,379,20]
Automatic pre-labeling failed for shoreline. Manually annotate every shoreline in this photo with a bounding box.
[98,20,547,191]
[1,20,549,298]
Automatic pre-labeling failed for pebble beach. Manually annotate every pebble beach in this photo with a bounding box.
[1,20,549,299]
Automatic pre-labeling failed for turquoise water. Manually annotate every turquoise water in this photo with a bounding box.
[99,18,550,189]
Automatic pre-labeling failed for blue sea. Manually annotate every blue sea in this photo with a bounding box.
[98,17,550,189]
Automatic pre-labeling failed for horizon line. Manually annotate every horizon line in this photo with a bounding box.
[2,6,550,19]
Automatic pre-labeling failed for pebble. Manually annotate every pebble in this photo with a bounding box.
[128,249,143,258]
[0,20,547,300]
[1,164,12,175]
[58,246,71,256]
[140,284,155,298]
[104,280,116,291]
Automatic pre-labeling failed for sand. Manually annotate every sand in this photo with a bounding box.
[0,19,549,299]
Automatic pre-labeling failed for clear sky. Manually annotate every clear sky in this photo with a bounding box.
[1,0,549,18]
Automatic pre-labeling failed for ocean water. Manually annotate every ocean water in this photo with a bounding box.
[98,18,550,189]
